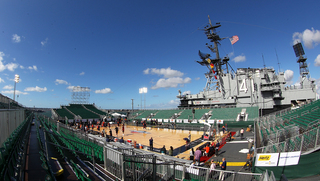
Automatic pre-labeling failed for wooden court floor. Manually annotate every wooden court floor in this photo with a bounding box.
[93,124,204,151]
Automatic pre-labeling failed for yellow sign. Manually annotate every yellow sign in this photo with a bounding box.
[258,155,271,161]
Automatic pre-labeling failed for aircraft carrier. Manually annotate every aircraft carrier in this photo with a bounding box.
[177,16,317,116]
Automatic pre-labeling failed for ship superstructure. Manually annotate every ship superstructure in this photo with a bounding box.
[177,16,317,115]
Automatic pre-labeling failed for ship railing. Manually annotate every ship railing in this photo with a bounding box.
[285,84,314,90]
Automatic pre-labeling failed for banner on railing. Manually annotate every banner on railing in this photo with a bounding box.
[217,120,224,124]
[208,119,215,124]
[183,119,189,123]
[278,151,301,166]
[158,119,162,122]
[191,119,198,123]
[255,153,279,167]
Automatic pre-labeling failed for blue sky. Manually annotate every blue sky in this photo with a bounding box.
[0,0,319,109]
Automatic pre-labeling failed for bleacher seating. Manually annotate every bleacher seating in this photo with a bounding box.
[258,99,320,154]
[83,104,110,116]
[54,108,75,119]
[210,107,259,121]
[151,109,179,119]
[176,109,192,119]
[65,104,100,119]
[194,108,210,119]
[134,110,158,119]
[0,113,32,180]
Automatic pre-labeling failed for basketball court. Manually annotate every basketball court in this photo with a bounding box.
[93,124,204,155]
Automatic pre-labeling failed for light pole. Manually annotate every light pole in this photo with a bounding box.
[13,74,20,101]
[131,99,134,118]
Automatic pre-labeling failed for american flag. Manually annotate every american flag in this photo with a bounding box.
[230,35,239,45]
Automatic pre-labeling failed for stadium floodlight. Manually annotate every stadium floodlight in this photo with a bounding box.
[139,87,148,109]
[13,74,20,101]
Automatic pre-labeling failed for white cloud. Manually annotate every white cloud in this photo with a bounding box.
[0,52,6,72]
[314,54,320,67]
[28,65,38,71]
[41,38,48,46]
[292,28,320,49]
[151,77,191,89]
[316,78,320,95]
[143,67,184,78]
[24,86,47,92]
[233,54,246,62]
[194,77,200,80]
[0,52,19,72]
[12,34,21,43]
[144,67,192,89]
[3,85,13,89]
[6,63,19,71]
[95,88,113,94]
[1,90,28,95]
[0,78,4,83]
[284,70,294,81]
[55,79,69,85]
[79,72,85,76]
[284,69,294,85]
[20,65,24,69]
[183,90,191,95]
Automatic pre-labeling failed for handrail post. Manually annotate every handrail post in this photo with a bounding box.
[122,153,126,181]
[182,165,186,180]
[315,128,319,149]
[300,136,304,151]
[205,167,210,181]
[44,131,49,162]
[91,146,95,173]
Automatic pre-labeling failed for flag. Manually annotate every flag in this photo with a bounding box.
[230,35,239,45]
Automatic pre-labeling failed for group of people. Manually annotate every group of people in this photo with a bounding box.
[190,140,221,163]
[149,137,174,156]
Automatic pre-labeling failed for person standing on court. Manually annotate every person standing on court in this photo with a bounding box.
[190,148,194,161]
[169,146,173,156]
[215,141,220,157]
[240,128,244,139]
[194,147,202,164]
[209,159,216,178]
[160,145,166,154]
[219,157,227,180]
[115,126,119,137]
[109,128,112,137]
[149,137,153,151]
